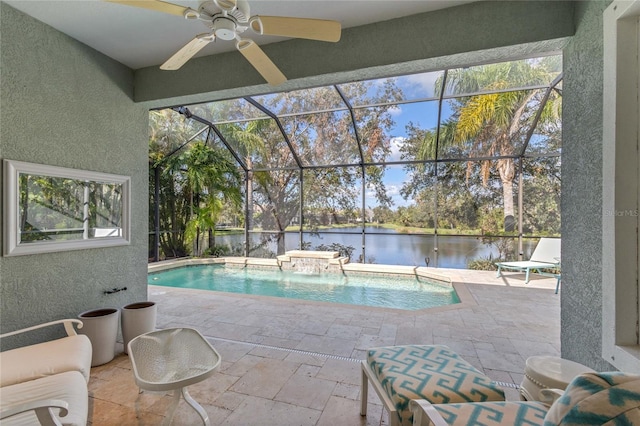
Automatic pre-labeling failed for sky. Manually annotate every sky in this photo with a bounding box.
[362,72,445,209]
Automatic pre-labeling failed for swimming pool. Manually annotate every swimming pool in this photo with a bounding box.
[148,264,460,310]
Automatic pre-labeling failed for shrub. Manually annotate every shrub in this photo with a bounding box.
[314,243,355,259]
[203,245,229,257]
[467,255,504,271]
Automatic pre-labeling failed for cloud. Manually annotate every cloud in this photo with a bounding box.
[365,71,442,100]
[365,178,416,208]
[387,136,406,162]
[365,181,399,197]
[386,184,400,197]
[402,71,442,98]
[388,105,402,116]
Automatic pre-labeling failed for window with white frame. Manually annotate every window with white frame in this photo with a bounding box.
[602,0,640,373]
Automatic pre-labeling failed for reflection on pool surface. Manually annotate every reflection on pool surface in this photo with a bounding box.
[148,264,459,311]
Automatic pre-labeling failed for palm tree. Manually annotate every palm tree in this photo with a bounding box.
[185,197,223,256]
[165,142,242,256]
[219,119,270,233]
[425,58,561,231]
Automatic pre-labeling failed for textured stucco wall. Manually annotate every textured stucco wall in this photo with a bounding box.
[561,0,614,371]
[0,4,149,347]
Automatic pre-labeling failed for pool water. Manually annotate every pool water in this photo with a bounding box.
[148,265,460,311]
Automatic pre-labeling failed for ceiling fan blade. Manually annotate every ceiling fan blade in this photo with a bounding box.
[105,0,190,17]
[236,39,286,86]
[250,16,341,42]
[161,34,215,70]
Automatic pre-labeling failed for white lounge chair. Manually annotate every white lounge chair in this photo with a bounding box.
[495,238,560,284]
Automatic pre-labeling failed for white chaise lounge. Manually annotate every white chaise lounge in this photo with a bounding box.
[0,319,92,426]
[495,238,561,284]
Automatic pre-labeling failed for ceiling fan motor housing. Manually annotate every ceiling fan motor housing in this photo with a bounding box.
[212,17,237,40]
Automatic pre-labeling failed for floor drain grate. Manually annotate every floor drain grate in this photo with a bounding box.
[205,335,361,363]
[494,381,520,389]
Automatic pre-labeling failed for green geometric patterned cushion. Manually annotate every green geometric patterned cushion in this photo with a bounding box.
[367,345,505,426]
[543,372,640,426]
[434,401,549,425]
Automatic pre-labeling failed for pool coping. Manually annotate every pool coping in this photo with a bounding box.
[147,257,477,314]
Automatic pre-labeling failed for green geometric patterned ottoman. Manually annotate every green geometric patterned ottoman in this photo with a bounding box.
[432,401,548,425]
[360,345,505,426]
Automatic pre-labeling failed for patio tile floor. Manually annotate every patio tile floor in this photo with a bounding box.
[87,269,560,425]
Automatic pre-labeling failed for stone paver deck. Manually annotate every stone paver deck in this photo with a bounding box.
[87,269,560,425]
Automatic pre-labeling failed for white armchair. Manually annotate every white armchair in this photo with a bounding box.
[1,398,69,426]
[0,319,92,426]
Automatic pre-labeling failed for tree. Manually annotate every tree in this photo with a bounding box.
[223,119,269,233]
[164,142,242,257]
[407,58,561,231]
[185,196,223,256]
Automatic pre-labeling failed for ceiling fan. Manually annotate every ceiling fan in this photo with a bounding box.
[107,0,341,86]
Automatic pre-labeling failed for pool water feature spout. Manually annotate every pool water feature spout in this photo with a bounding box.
[277,250,343,274]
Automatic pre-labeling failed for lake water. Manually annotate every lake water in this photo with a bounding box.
[215,226,537,269]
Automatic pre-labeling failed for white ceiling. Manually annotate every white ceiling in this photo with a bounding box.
[5,0,474,70]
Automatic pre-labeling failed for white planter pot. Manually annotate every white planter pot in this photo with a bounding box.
[121,301,157,354]
[78,308,119,366]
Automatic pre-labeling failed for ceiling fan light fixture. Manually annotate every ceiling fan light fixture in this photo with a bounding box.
[213,17,237,40]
